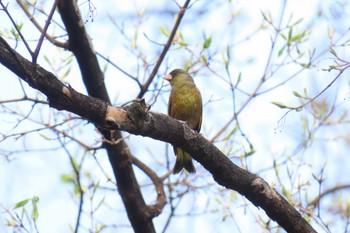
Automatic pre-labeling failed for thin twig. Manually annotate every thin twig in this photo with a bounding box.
[309,184,350,207]
[59,138,84,233]
[137,0,192,98]
[16,0,67,49]
[96,51,139,86]
[131,155,167,217]
[210,0,288,142]
[277,64,350,124]
[32,0,60,63]
[0,1,33,55]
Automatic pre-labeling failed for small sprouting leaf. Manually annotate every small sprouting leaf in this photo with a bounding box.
[159,26,169,37]
[292,18,303,26]
[282,186,290,199]
[271,101,289,109]
[61,174,74,183]
[300,63,310,68]
[292,91,302,98]
[226,45,231,60]
[290,30,307,43]
[14,199,30,209]
[261,10,268,21]
[236,72,242,84]
[201,54,207,63]
[5,218,19,227]
[280,33,287,40]
[222,124,238,141]
[244,150,255,157]
[278,45,286,57]
[215,197,224,205]
[261,10,272,23]
[329,47,337,57]
[32,196,39,220]
[44,55,51,66]
[132,30,138,49]
[61,67,71,80]
[295,107,303,112]
[177,40,188,47]
[92,180,100,195]
[288,27,293,42]
[203,36,212,49]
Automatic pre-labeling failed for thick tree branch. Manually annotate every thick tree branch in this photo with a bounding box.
[57,0,109,101]
[4,0,158,230]
[55,1,159,232]
[0,35,317,233]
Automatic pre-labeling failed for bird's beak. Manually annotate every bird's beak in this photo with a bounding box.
[163,74,172,81]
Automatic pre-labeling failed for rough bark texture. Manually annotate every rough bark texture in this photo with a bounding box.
[55,0,158,231]
[0,35,317,233]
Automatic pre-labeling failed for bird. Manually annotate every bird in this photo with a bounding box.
[163,69,202,174]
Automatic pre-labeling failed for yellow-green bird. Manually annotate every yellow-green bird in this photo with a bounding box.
[163,69,202,174]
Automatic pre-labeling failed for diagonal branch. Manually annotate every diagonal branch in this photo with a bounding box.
[31,0,59,63]
[137,0,191,98]
[16,0,67,49]
[131,155,167,217]
[0,35,317,233]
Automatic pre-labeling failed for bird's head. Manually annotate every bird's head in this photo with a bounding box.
[163,69,193,86]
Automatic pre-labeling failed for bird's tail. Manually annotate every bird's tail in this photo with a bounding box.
[173,147,196,174]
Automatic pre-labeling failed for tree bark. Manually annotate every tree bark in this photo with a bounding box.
[0,35,317,233]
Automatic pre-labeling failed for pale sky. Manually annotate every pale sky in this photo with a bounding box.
[1,0,350,232]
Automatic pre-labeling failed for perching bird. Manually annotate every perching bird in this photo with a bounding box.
[163,69,202,174]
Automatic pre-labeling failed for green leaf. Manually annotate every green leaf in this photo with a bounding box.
[261,10,272,23]
[300,63,310,68]
[282,186,290,199]
[271,101,289,109]
[261,10,267,21]
[292,18,303,26]
[132,30,138,49]
[280,33,287,40]
[273,159,279,174]
[94,197,106,212]
[159,26,169,37]
[290,30,307,42]
[92,180,100,195]
[295,106,303,112]
[329,47,337,57]
[222,124,238,140]
[32,196,39,220]
[292,91,302,98]
[44,55,51,66]
[236,72,242,84]
[61,174,74,183]
[61,67,71,80]
[177,40,188,47]
[5,219,19,227]
[14,199,30,209]
[226,45,231,60]
[288,27,293,42]
[201,55,207,63]
[215,197,224,205]
[244,150,255,157]
[278,45,286,57]
[203,36,212,49]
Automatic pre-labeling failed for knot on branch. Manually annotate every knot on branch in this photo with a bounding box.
[124,99,150,123]
[105,99,151,131]
[251,177,279,200]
